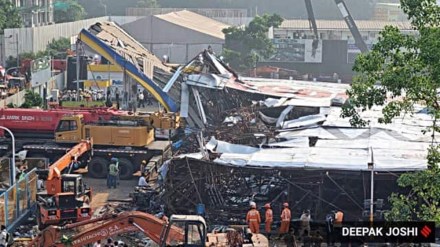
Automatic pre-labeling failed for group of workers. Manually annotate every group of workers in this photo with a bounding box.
[246,202,344,244]
[246,202,292,239]
[137,89,153,108]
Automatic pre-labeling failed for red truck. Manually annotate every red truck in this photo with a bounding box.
[0,107,127,138]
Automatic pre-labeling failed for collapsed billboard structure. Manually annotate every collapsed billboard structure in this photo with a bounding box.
[79,21,431,227]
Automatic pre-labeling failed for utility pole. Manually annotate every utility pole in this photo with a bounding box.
[15,33,19,68]
[368,146,375,223]
[76,39,80,101]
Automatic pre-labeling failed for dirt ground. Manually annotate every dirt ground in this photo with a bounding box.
[83,176,137,210]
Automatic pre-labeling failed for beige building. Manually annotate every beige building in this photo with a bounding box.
[9,0,54,27]
[122,10,230,64]
[373,2,407,21]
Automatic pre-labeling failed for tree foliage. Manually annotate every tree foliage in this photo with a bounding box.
[54,0,86,23]
[5,38,70,68]
[0,0,22,33]
[46,37,71,58]
[222,14,283,71]
[341,0,440,224]
[21,90,42,108]
[136,0,159,8]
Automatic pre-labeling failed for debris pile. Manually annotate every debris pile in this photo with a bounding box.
[162,157,401,226]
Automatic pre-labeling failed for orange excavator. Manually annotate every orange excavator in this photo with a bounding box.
[36,139,93,228]
[28,211,269,247]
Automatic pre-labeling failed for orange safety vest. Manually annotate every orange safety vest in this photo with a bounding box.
[281,208,291,221]
[246,209,261,223]
[335,211,344,224]
[265,209,273,222]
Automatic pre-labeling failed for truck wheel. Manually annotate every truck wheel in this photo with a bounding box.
[118,158,134,180]
[88,157,108,178]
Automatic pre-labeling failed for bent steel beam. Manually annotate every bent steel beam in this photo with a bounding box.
[78,29,178,112]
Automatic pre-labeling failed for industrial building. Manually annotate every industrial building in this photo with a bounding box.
[8,0,54,27]
[122,10,230,64]
[260,19,415,82]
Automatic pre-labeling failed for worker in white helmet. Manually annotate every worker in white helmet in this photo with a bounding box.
[246,201,261,234]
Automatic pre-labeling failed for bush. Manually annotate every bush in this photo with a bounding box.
[20,90,42,108]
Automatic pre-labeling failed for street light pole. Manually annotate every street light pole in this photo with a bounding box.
[368,146,374,223]
[0,126,16,185]
[15,33,19,68]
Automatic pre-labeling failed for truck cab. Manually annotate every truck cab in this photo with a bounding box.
[55,115,83,143]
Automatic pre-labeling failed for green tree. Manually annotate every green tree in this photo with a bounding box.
[136,0,159,8]
[341,0,440,224]
[0,0,22,33]
[54,0,86,23]
[222,14,283,71]
[21,90,42,108]
[46,37,71,58]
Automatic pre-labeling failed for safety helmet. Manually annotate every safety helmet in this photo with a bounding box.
[142,160,147,164]
[283,202,289,207]
[111,157,118,162]
[264,203,271,208]
[250,201,256,208]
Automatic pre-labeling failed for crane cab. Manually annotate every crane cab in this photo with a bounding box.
[38,174,92,227]
[60,174,88,196]
[161,215,207,247]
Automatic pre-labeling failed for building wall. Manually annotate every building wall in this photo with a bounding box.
[260,40,355,83]
[2,17,109,59]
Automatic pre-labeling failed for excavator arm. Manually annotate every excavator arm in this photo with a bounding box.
[28,211,185,247]
[46,139,93,195]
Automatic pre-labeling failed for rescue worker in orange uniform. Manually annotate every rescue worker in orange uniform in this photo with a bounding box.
[246,202,261,234]
[264,203,273,239]
[279,202,291,235]
[335,210,343,225]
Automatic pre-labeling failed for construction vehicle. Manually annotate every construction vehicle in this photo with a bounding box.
[0,107,180,139]
[37,139,93,228]
[48,114,172,179]
[304,0,369,54]
[0,107,127,139]
[0,107,179,179]
[18,114,171,179]
[28,211,269,247]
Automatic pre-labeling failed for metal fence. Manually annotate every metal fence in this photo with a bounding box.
[0,168,38,229]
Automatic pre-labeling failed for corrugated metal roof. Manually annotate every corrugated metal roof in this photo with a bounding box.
[280,19,413,31]
[155,10,230,40]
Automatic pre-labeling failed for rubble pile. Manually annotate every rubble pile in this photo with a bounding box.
[162,159,295,226]
[162,157,402,226]
[129,186,163,212]
[205,106,272,145]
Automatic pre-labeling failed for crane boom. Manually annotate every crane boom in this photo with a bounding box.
[305,0,319,40]
[46,139,93,196]
[28,211,184,247]
[334,0,369,53]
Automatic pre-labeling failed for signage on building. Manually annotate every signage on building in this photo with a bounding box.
[269,39,323,63]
